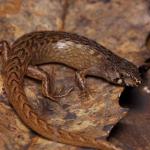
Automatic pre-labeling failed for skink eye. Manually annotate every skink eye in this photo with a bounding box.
[117,79,123,84]
[115,78,123,84]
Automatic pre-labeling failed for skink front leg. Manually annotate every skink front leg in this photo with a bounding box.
[75,69,91,98]
[75,70,87,90]
[26,66,73,103]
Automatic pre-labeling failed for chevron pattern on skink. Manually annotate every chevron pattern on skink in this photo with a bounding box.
[0,31,141,150]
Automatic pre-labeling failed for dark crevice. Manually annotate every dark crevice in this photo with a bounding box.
[108,66,149,140]
[108,122,123,140]
[119,64,149,109]
[107,86,141,141]
[119,87,137,108]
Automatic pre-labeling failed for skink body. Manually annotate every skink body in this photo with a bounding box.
[0,31,141,150]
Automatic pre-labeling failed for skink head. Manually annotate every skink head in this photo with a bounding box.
[96,45,142,87]
[99,52,142,87]
[113,59,142,87]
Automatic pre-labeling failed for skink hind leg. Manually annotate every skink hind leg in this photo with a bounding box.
[0,40,10,62]
[26,66,73,103]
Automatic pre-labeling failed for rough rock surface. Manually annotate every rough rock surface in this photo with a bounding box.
[0,0,150,150]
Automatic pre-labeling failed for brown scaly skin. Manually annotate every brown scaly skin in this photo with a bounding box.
[0,31,141,150]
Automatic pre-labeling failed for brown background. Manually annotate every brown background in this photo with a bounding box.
[0,0,150,150]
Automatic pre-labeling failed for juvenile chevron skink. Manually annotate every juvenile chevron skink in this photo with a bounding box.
[0,31,141,150]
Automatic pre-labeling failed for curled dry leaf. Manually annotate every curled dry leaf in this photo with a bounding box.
[0,63,127,150]
[0,0,149,149]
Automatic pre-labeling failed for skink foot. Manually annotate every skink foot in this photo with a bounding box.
[46,86,74,103]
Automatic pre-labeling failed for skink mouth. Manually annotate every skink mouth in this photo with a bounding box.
[124,77,142,87]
